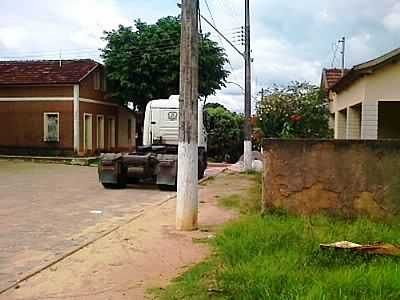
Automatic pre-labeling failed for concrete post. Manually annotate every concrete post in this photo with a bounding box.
[335,110,347,139]
[361,101,378,140]
[346,107,351,139]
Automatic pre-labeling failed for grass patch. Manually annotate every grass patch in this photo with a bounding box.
[217,172,261,215]
[152,173,400,300]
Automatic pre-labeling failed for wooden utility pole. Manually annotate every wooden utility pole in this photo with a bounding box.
[176,0,199,231]
[339,36,346,76]
[243,0,252,171]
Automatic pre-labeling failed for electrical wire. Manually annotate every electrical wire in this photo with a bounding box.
[330,41,340,68]
[201,0,239,82]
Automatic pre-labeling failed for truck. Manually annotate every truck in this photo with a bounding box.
[98,95,207,190]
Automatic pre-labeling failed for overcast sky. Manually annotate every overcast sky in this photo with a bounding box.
[0,0,399,111]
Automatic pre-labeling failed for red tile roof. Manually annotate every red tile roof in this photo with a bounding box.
[325,69,343,88]
[321,68,349,91]
[0,59,99,85]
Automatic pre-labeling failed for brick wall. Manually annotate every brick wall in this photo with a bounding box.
[263,139,400,219]
[0,101,74,156]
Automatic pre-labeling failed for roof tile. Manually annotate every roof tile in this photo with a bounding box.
[0,59,99,85]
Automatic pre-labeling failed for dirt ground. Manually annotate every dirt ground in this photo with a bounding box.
[0,160,177,293]
[0,171,252,300]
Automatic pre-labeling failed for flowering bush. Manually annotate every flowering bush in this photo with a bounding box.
[256,82,332,139]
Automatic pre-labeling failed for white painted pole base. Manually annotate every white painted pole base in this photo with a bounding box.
[176,142,198,231]
[243,140,253,171]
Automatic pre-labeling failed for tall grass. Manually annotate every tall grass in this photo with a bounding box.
[213,214,400,300]
[153,173,400,300]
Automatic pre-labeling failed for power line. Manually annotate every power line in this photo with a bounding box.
[202,0,237,77]
[0,47,98,56]
[0,37,183,59]
[204,0,217,30]
[0,41,182,60]
[330,41,339,68]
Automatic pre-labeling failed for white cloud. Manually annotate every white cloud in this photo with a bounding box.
[0,27,26,49]
[347,33,374,65]
[0,0,130,59]
[383,3,400,31]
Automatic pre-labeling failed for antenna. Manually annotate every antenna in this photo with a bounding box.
[339,37,345,76]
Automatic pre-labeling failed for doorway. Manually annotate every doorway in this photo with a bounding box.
[107,117,116,150]
[97,115,105,150]
[83,113,93,152]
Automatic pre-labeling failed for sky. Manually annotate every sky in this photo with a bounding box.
[0,0,399,112]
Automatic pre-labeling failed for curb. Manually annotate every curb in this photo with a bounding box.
[0,155,98,166]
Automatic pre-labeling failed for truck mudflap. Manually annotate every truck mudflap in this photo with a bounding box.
[156,154,177,188]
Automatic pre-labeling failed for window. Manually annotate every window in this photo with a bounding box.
[83,113,93,151]
[102,74,107,92]
[44,112,60,142]
[107,117,116,149]
[94,71,101,90]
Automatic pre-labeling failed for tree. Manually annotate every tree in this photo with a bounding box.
[204,104,244,163]
[101,17,229,111]
[256,82,332,139]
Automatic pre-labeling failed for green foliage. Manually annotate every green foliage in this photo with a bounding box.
[101,17,229,111]
[204,103,244,163]
[256,82,332,138]
[154,174,400,300]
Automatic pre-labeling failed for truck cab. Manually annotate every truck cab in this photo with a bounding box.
[143,95,207,148]
[98,95,207,190]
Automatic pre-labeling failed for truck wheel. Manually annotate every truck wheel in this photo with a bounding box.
[102,176,126,189]
[102,183,119,189]
[116,174,127,188]
[158,181,177,191]
[198,167,205,179]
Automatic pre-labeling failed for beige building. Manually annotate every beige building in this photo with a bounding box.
[322,48,400,140]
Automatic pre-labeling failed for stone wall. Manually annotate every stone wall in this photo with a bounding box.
[263,139,400,219]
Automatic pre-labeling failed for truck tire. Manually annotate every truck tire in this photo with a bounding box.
[102,174,126,189]
[198,166,205,179]
[158,184,177,191]
[198,150,207,179]
[102,183,120,189]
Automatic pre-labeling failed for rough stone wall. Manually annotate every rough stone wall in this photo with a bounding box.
[263,139,400,219]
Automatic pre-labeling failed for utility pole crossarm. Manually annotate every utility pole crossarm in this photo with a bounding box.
[200,14,244,59]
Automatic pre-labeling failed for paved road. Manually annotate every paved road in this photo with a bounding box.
[0,160,175,292]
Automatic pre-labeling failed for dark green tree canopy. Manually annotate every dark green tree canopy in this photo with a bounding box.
[204,103,244,163]
[101,16,229,111]
[256,82,332,139]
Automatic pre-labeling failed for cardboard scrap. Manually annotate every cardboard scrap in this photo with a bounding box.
[320,241,400,256]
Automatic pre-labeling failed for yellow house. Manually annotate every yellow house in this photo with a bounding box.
[323,48,400,140]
